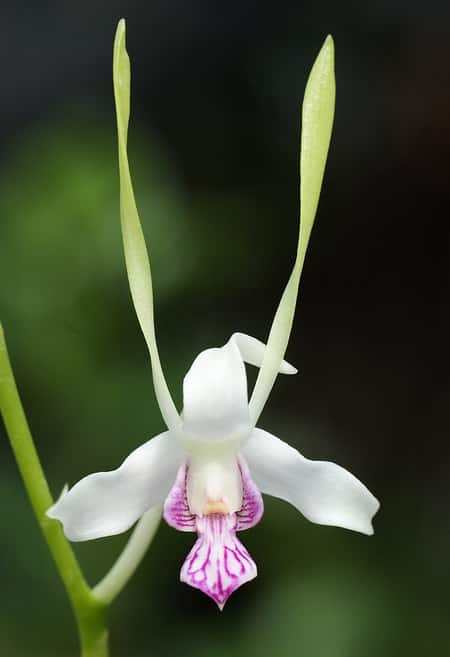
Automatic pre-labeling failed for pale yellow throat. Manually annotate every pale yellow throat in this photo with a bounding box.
[203,501,229,515]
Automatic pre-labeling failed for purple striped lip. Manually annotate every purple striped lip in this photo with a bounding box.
[236,456,264,530]
[163,463,195,531]
[163,456,264,607]
[180,513,257,610]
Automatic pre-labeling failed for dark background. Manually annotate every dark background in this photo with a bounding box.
[1,2,449,656]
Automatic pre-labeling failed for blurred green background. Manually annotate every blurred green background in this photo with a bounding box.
[1,2,449,656]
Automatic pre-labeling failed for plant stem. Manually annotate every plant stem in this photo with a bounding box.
[93,505,162,604]
[0,323,109,657]
[77,602,109,657]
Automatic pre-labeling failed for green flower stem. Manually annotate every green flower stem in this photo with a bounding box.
[93,506,162,604]
[0,323,109,657]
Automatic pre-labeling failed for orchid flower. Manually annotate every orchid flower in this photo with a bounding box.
[47,22,379,610]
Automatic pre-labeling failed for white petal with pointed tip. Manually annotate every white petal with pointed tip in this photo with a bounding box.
[243,428,379,535]
[231,333,297,375]
[182,340,250,441]
[47,432,183,541]
[182,334,297,442]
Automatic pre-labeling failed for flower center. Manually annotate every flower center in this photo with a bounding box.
[203,500,229,515]
[185,451,243,517]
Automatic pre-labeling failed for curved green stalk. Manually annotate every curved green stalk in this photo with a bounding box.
[249,35,336,424]
[0,323,109,657]
[93,505,162,604]
[1,21,175,657]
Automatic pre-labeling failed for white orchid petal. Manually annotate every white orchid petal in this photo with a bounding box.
[55,483,69,504]
[47,432,183,541]
[113,21,180,433]
[249,37,335,424]
[231,333,297,375]
[243,428,379,535]
[182,340,250,441]
[181,333,296,442]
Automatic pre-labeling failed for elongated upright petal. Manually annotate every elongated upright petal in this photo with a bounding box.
[113,20,180,433]
[243,428,379,535]
[47,432,184,541]
[249,36,335,424]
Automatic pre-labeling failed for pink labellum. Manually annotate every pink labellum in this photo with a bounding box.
[163,457,264,608]
[163,464,196,531]
[236,456,264,530]
[180,513,257,610]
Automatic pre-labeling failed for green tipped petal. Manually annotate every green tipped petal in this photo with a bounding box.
[113,20,180,432]
[249,35,335,424]
[299,35,335,259]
